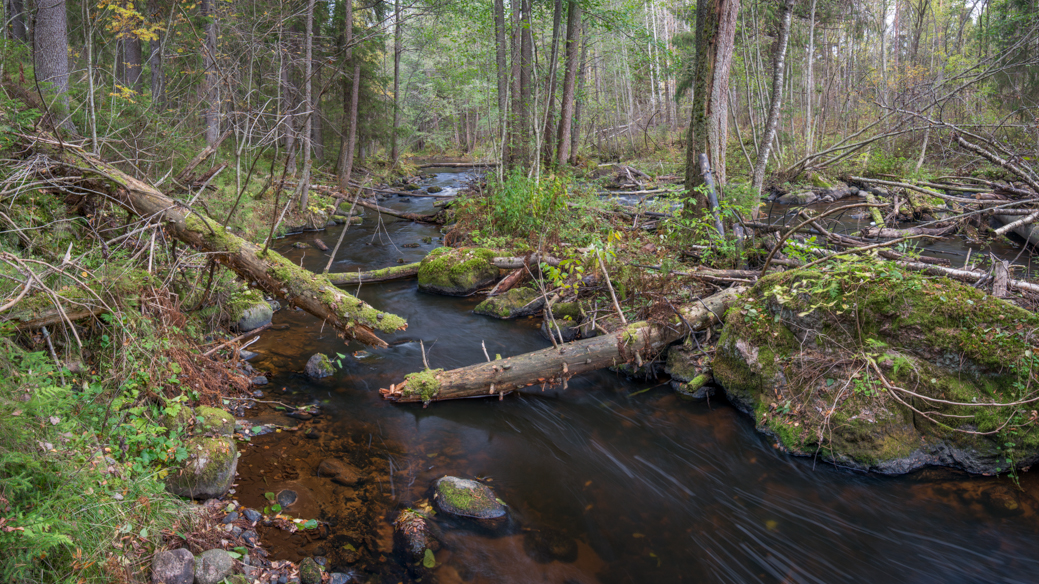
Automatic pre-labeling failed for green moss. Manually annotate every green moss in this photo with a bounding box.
[438,481,476,509]
[195,406,234,437]
[714,264,1039,472]
[183,213,242,253]
[551,302,581,322]
[474,287,541,319]
[403,369,444,404]
[226,288,266,322]
[418,247,500,295]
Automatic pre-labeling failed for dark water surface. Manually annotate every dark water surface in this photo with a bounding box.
[238,172,1039,584]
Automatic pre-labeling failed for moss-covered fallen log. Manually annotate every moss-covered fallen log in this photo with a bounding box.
[380,286,745,404]
[57,151,406,348]
[327,262,421,285]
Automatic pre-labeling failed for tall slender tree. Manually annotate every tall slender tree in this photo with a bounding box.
[556,0,582,166]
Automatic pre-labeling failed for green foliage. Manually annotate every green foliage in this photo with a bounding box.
[0,331,185,583]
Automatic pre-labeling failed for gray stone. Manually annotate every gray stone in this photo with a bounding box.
[299,558,322,584]
[304,353,334,380]
[251,376,268,386]
[318,458,362,486]
[329,573,356,584]
[432,476,507,520]
[164,437,238,499]
[276,489,298,508]
[776,191,819,205]
[243,508,262,523]
[239,349,259,360]
[237,302,273,332]
[221,512,239,524]
[242,529,258,547]
[151,548,194,584]
[194,549,233,584]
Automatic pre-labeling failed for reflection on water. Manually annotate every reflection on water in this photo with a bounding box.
[237,175,1039,583]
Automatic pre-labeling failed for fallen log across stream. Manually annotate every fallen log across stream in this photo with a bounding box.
[49,150,407,348]
[379,286,745,404]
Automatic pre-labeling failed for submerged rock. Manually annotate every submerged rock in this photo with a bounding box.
[427,185,444,193]
[318,458,362,486]
[432,476,507,520]
[194,549,233,584]
[393,508,441,575]
[417,247,499,296]
[713,269,1039,475]
[474,287,544,319]
[305,353,334,380]
[165,437,238,499]
[276,489,298,508]
[523,527,578,564]
[151,548,194,584]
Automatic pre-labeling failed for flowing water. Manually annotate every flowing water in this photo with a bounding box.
[236,170,1039,583]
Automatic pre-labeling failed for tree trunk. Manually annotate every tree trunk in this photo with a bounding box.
[518,0,533,168]
[684,0,741,206]
[121,1,143,94]
[556,0,581,167]
[337,0,361,190]
[751,0,794,198]
[201,0,220,146]
[57,152,407,347]
[327,262,421,285]
[298,0,315,211]
[281,47,297,175]
[804,0,817,155]
[148,0,165,107]
[540,0,564,166]
[494,0,508,151]
[9,0,27,42]
[380,286,744,404]
[570,33,588,164]
[34,0,71,96]
[391,0,403,162]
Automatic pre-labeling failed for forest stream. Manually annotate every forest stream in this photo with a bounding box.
[234,170,1039,584]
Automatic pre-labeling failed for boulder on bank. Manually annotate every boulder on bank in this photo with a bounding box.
[151,548,194,584]
[165,436,238,499]
[194,549,233,584]
[474,287,544,319]
[713,268,1039,475]
[305,353,334,380]
[417,247,499,296]
[432,476,507,520]
[665,344,715,400]
[231,289,273,332]
[776,191,819,205]
[541,302,582,342]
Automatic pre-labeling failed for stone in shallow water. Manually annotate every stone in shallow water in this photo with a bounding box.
[432,476,507,519]
[277,489,298,508]
[523,527,578,563]
[304,353,334,380]
[318,458,362,486]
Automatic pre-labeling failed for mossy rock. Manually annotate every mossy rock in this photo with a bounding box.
[713,267,1039,475]
[229,288,273,332]
[305,353,334,380]
[432,476,507,520]
[417,247,499,296]
[665,343,707,383]
[474,288,544,319]
[165,437,238,499]
[809,173,834,189]
[299,557,322,584]
[163,404,196,434]
[541,302,583,342]
[194,406,234,437]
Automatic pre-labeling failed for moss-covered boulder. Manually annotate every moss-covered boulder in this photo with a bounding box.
[299,557,322,584]
[665,344,715,400]
[417,247,499,296]
[541,302,582,342]
[713,265,1039,475]
[305,353,334,380]
[432,476,507,520]
[194,406,234,437]
[393,508,441,577]
[230,289,273,332]
[166,437,238,499]
[474,288,544,319]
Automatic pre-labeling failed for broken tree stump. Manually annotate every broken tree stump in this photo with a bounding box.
[380,286,745,404]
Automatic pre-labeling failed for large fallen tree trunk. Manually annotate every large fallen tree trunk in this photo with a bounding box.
[380,286,745,404]
[56,151,406,348]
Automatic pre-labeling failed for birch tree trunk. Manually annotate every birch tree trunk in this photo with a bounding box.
[201,0,221,146]
[751,0,794,197]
